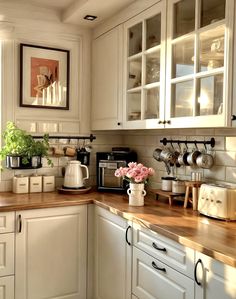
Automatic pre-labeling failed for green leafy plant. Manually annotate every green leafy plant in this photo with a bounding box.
[0,121,53,167]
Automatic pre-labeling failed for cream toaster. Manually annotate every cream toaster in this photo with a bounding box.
[198,183,236,221]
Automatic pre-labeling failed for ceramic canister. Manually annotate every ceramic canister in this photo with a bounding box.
[161,176,176,192]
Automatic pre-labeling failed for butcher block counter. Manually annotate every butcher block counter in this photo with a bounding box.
[0,189,235,268]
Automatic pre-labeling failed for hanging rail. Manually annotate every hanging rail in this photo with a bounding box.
[160,137,215,148]
[33,134,96,143]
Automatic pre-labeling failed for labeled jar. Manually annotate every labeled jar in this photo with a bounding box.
[13,175,29,193]
[161,177,176,192]
[43,175,55,192]
[30,175,42,193]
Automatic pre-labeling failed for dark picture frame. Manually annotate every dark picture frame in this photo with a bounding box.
[20,43,70,110]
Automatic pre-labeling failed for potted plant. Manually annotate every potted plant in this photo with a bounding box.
[0,121,53,169]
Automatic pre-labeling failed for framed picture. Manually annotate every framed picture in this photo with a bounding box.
[20,43,70,110]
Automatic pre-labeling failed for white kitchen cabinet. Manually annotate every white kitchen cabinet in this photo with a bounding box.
[133,222,195,278]
[123,1,166,129]
[15,205,87,299]
[195,251,236,299]
[165,0,234,128]
[132,221,195,299]
[94,206,132,299]
[91,26,123,130]
[0,212,15,299]
[132,246,194,299]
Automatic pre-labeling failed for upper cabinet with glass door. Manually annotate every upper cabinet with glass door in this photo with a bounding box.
[123,1,166,129]
[165,0,234,128]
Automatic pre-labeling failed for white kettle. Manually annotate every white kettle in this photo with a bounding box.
[63,161,89,189]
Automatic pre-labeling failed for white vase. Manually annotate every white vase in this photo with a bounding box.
[127,183,146,206]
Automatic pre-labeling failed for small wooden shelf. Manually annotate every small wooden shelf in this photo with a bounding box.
[151,189,185,206]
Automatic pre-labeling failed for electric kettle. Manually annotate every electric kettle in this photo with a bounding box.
[63,161,89,189]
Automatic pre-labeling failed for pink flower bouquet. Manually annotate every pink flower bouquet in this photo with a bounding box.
[114,162,155,184]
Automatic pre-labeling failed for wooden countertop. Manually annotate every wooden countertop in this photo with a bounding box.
[0,190,235,268]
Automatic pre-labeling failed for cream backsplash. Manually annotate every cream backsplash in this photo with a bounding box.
[1,128,236,192]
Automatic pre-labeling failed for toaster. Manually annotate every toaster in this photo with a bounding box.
[198,183,236,221]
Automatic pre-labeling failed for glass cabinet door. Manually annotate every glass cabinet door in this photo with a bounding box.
[124,2,166,128]
[166,0,233,127]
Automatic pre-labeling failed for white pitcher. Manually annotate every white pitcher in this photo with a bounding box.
[63,161,89,189]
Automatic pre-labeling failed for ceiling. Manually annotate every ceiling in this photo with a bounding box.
[12,0,137,28]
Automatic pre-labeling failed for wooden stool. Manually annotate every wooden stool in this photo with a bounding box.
[152,189,185,206]
[184,181,203,210]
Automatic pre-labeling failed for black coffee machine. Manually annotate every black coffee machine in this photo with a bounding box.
[96,147,137,192]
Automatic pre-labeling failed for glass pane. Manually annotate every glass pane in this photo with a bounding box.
[146,51,160,84]
[197,74,223,116]
[173,0,195,38]
[127,92,141,121]
[171,80,194,117]
[129,23,142,56]
[172,37,194,78]
[201,0,225,28]
[146,14,161,50]
[199,25,224,72]
[144,87,160,119]
[128,57,142,89]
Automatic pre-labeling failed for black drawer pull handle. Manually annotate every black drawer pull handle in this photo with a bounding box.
[152,242,167,252]
[125,225,131,246]
[194,258,203,286]
[152,261,166,272]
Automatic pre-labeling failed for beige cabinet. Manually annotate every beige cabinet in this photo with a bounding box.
[132,247,194,299]
[15,206,87,299]
[91,26,123,130]
[123,1,166,129]
[165,0,234,128]
[94,206,132,299]
[195,252,236,299]
[0,212,15,299]
[132,221,195,299]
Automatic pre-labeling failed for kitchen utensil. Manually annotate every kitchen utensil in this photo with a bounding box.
[196,152,214,169]
[177,150,189,166]
[63,160,89,189]
[187,149,201,166]
[153,148,171,175]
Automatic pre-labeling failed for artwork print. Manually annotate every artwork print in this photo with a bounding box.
[20,44,70,109]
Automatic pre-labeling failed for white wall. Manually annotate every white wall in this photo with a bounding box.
[0,3,92,191]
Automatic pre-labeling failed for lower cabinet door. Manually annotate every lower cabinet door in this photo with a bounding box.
[0,233,14,277]
[15,206,87,299]
[0,276,14,299]
[195,252,236,299]
[94,206,132,299]
[132,247,194,299]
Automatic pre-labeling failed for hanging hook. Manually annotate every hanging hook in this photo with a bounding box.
[185,140,188,150]
[177,140,181,151]
[204,141,207,151]
[194,141,198,150]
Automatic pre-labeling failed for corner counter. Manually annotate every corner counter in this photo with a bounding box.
[0,190,235,268]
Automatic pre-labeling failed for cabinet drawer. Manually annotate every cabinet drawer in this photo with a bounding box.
[133,223,194,278]
[132,247,194,299]
[0,276,14,299]
[0,233,14,277]
[0,213,15,234]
